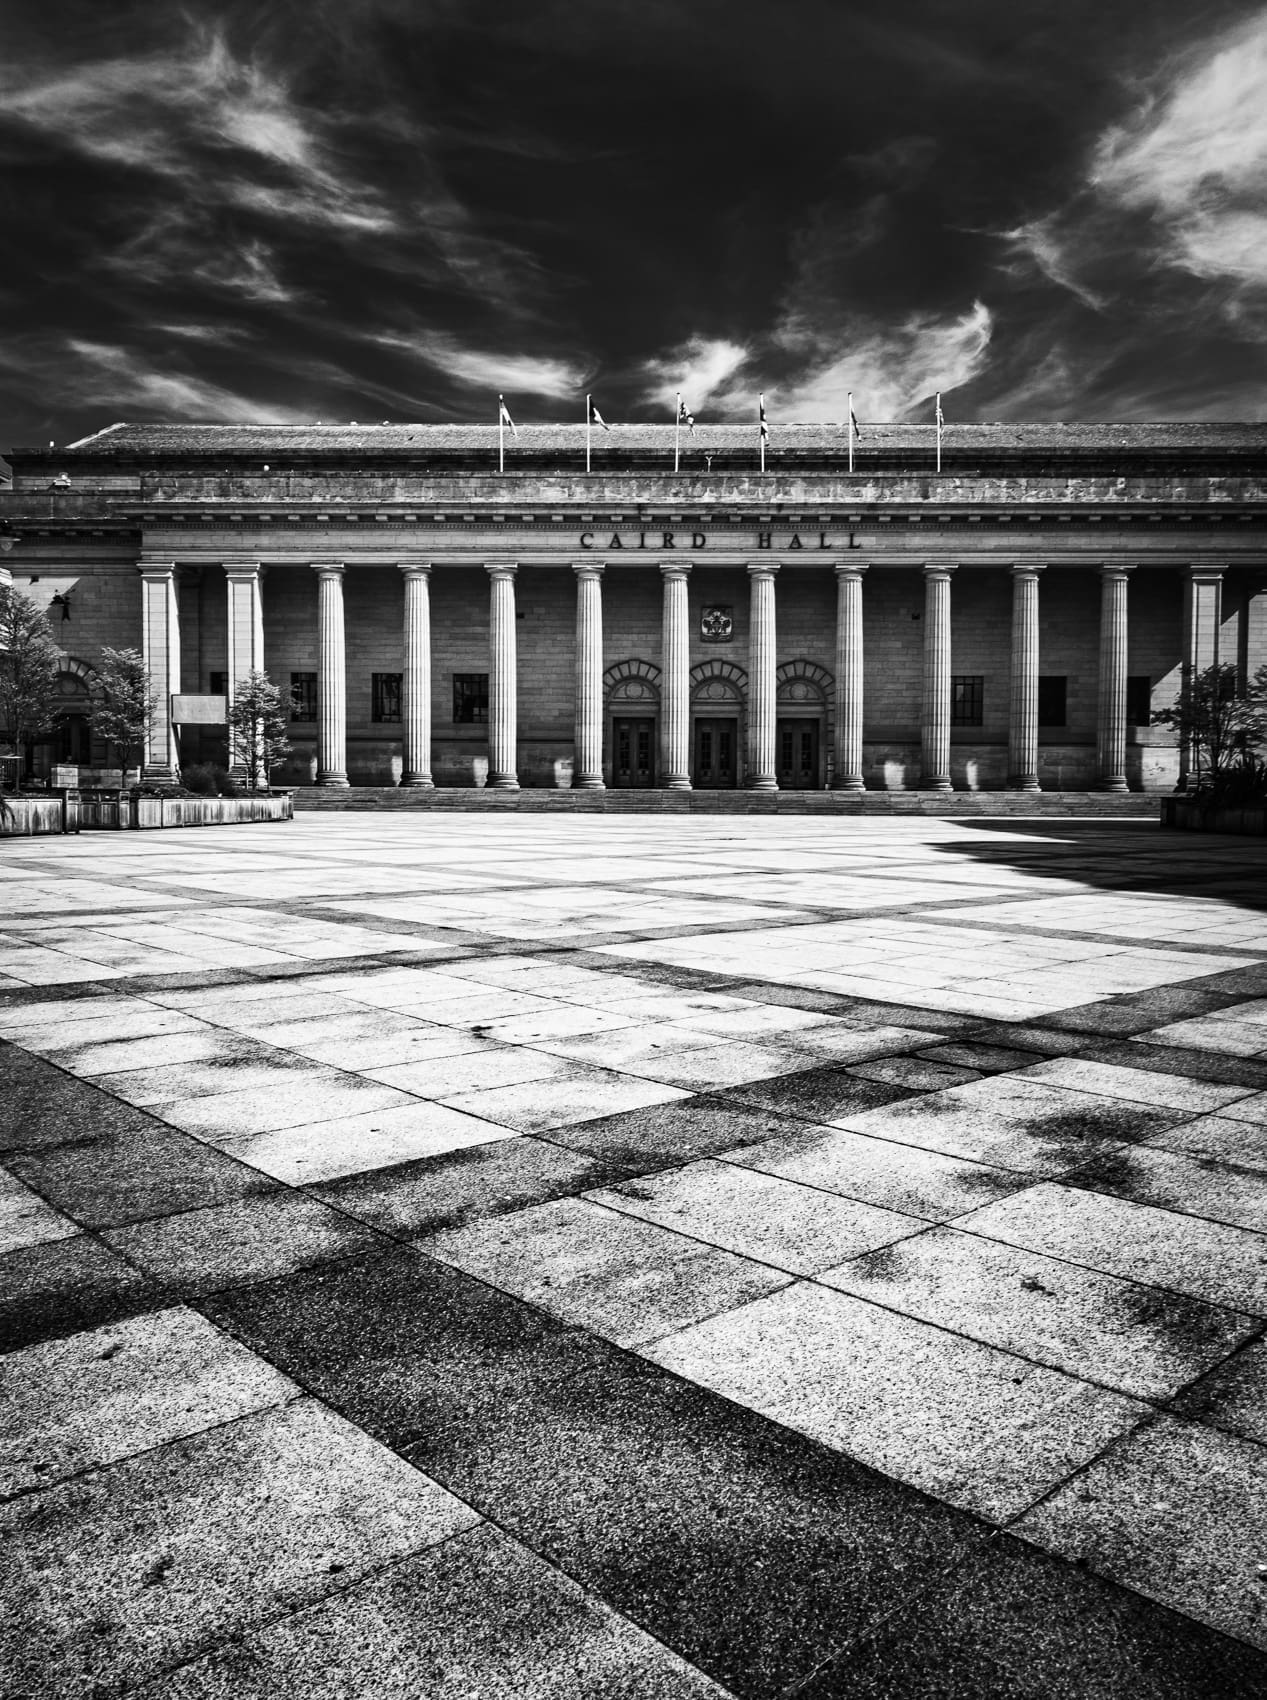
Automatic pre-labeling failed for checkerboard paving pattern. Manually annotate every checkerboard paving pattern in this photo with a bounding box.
[3,814,1267,1697]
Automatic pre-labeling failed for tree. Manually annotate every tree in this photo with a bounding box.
[1154,662,1267,792]
[0,583,62,791]
[227,669,292,791]
[88,647,157,777]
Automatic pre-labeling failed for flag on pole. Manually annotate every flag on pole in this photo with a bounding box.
[674,394,694,473]
[847,391,861,474]
[678,399,694,434]
[935,392,944,473]
[497,394,516,473]
[498,396,517,434]
[588,398,611,432]
[758,394,769,442]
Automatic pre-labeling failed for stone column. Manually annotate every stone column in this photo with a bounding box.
[1096,565,1132,792]
[573,563,605,788]
[223,560,263,782]
[831,564,867,790]
[660,563,692,790]
[398,563,433,788]
[313,563,348,788]
[139,561,181,779]
[921,563,955,791]
[1178,565,1226,792]
[1008,563,1044,791]
[486,563,519,789]
[746,562,779,790]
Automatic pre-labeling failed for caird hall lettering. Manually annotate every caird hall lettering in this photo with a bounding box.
[577,531,834,549]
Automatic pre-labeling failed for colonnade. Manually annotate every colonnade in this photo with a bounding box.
[135,555,1207,791]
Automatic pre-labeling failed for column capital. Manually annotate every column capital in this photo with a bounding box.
[311,561,345,580]
[923,561,957,578]
[486,561,518,581]
[138,559,176,578]
[398,560,432,579]
[834,561,868,579]
[572,562,605,579]
[1010,562,1046,578]
[746,561,780,579]
[660,562,691,581]
[1099,562,1136,579]
[1187,563,1227,582]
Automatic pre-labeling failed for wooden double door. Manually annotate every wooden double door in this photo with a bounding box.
[612,716,655,788]
[777,718,821,789]
[693,718,738,788]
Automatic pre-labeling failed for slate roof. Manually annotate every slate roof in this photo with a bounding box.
[57,420,1267,458]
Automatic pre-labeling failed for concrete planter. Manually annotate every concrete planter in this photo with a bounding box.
[0,791,293,835]
[0,795,68,836]
[1161,798,1267,835]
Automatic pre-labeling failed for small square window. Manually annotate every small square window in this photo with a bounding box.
[453,673,489,724]
[950,675,984,726]
[372,672,402,723]
[1038,675,1067,727]
[1127,675,1151,726]
[290,672,317,722]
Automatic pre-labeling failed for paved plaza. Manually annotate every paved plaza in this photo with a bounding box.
[3,812,1267,1697]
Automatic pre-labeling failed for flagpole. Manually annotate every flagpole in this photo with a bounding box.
[675,393,681,475]
[848,390,854,475]
[759,393,765,475]
[586,394,591,476]
[935,392,942,475]
[498,394,504,475]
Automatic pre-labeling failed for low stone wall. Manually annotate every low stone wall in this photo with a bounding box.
[1160,798,1267,835]
[0,791,293,835]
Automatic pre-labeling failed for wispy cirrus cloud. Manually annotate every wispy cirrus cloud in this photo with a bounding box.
[371,330,588,400]
[637,336,750,412]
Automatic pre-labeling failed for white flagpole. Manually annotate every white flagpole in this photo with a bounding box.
[936,392,942,474]
[675,392,681,474]
[759,393,765,475]
[586,394,591,476]
[498,394,504,475]
[848,390,854,475]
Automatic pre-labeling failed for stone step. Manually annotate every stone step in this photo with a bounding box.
[293,787,1159,817]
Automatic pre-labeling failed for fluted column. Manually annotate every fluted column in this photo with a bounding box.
[313,563,348,788]
[139,561,181,779]
[1008,563,1044,791]
[224,560,264,783]
[921,563,955,791]
[1096,565,1132,792]
[1177,566,1225,792]
[660,563,692,790]
[486,563,519,789]
[399,562,433,788]
[746,562,779,789]
[573,563,605,788]
[832,564,867,790]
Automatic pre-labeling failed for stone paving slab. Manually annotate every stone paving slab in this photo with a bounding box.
[4,815,1267,1694]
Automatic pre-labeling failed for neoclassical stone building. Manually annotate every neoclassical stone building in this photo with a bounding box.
[2,421,1264,792]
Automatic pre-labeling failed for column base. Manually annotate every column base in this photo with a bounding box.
[747,777,778,792]
[663,777,692,791]
[1008,777,1041,792]
[1098,777,1129,793]
[921,777,953,792]
[400,775,435,789]
[831,777,865,792]
[574,776,606,790]
[488,774,520,790]
[317,773,350,789]
[142,764,178,782]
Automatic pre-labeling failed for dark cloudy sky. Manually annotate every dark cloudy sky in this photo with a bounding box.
[2,0,1266,448]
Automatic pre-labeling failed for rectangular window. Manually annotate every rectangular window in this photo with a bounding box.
[1127,675,1151,726]
[209,671,226,696]
[950,675,984,726]
[290,672,317,722]
[1037,675,1068,727]
[453,673,489,724]
[372,672,402,723]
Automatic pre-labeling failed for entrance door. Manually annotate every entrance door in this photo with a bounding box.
[694,717,738,788]
[613,717,655,788]
[777,718,820,789]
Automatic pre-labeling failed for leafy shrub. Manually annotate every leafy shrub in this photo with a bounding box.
[182,763,218,796]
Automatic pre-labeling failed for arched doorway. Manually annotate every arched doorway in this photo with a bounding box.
[690,660,747,788]
[776,660,833,789]
[28,658,99,782]
[605,659,661,788]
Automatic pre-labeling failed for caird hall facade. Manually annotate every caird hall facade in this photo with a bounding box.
[2,421,1265,794]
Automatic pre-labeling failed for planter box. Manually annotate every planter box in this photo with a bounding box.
[0,795,67,836]
[1160,798,1267,835]
[134,794,294,829]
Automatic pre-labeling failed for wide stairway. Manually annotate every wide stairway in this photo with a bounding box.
[294,788,1159,817]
